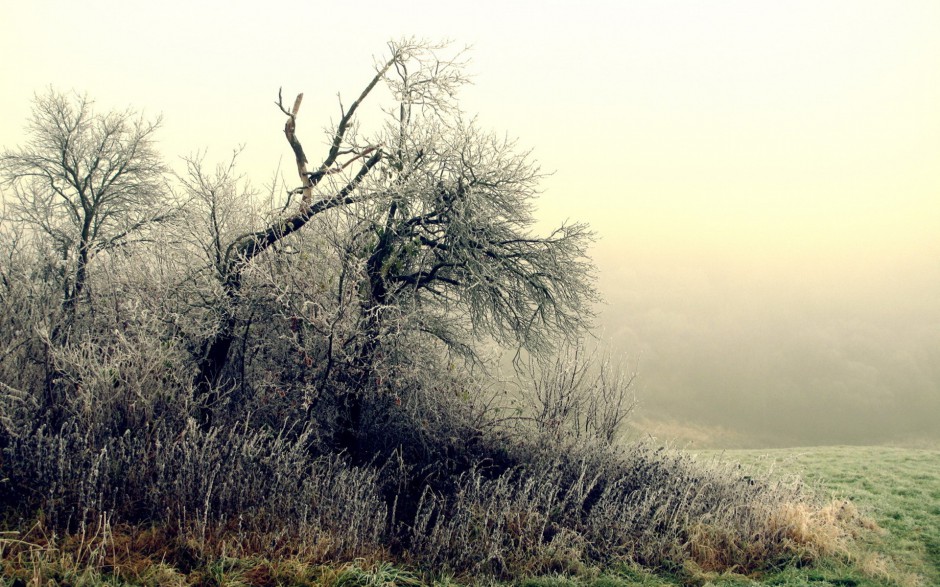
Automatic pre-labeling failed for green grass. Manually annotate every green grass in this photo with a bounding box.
[2,445,936,586]
[696,445,940,586]
[515,445,939,586]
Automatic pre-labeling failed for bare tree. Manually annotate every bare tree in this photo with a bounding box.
[184,41,409,425]
[527,341,638,444]
[355,121,596,358]
[0,89,171,328]
[178,40,597,438]
[274,42,598,453]
[176,148,257,280]
[341,45,597,377]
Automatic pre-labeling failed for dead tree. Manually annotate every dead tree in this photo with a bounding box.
[189,42,408,426]
[187,40,598,442]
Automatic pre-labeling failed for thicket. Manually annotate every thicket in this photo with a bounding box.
[0,40,855,583]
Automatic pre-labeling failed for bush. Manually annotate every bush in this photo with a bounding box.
[403,435,838,577]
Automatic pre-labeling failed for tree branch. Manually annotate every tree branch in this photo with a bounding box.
[224,150,383,271]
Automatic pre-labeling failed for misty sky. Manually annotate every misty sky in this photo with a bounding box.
[2,0,938,447]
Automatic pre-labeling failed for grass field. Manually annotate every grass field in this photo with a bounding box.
[516,444,940,586]
[2,445,937,586]
[685,445,940,586]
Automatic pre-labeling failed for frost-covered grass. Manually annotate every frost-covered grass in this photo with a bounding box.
[7,444,933,586]
[703,445,940,586]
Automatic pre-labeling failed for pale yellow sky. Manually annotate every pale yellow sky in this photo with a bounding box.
[2,0,939,445]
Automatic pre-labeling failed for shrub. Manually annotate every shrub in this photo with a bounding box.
[405,435,845,577]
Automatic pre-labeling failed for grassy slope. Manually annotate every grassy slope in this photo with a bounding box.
[525,445,940,587]
[696,445,940,587]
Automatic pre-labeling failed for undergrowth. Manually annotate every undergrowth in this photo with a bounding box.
[0,427,872,585]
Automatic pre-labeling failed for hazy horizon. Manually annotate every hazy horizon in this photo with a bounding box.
[2,0,938,448]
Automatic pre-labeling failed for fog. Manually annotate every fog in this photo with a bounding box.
[595,241,940,447]
[2,0,938,447]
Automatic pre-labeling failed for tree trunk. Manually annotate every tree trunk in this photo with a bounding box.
[194,317,237,429]
[193,270,241,429]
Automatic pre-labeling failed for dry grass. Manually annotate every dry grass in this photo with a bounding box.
[695,445,940,586]
[402,437,861,579]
